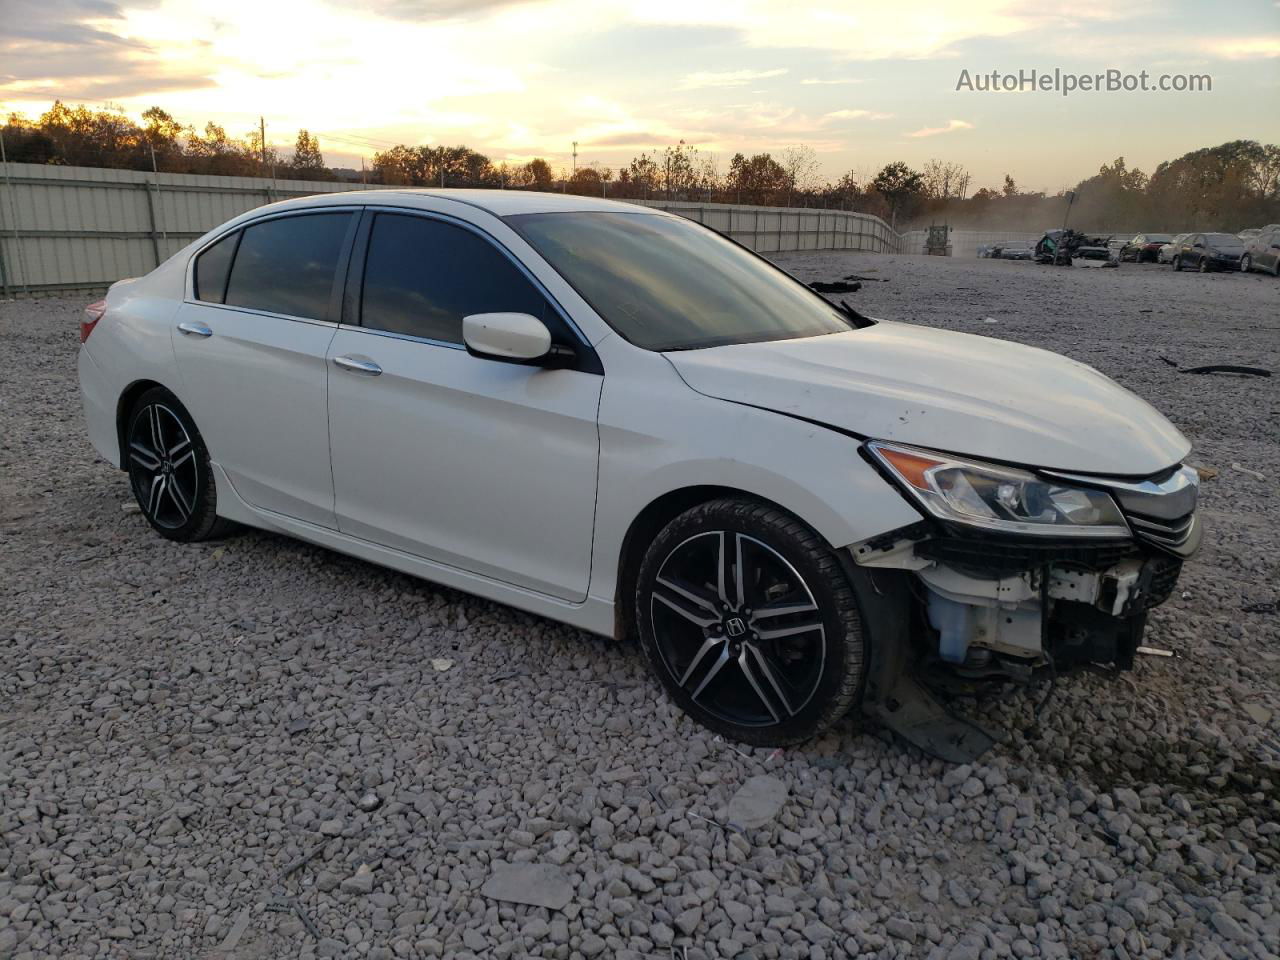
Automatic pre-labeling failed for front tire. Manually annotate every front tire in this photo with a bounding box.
[1199,257,1210,273]
[1173,256,1182,271]
[634,499,866,747]
[1240,254,1251,273]
[125,387,231,542]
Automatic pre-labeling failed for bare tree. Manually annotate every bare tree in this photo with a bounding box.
[921,159,971,200]
[780,145,821,206]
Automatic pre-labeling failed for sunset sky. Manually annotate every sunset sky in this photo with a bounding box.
[3,0,1278,191]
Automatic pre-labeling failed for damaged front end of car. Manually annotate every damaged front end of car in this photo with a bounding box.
[848,441,1200,761]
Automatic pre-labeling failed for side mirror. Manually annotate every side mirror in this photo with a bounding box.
[463,312,554,363]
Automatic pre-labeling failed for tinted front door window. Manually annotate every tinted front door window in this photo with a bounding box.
[360,213,549,344]
[224,213,352,320]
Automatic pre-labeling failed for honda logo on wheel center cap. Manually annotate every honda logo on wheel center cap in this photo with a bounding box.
[725,617,747,637]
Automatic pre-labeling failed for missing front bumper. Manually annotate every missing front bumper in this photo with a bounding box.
[854,522,1188,681]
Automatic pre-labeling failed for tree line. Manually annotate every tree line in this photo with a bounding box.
[1,103,336,181]
[3,102,1277,232]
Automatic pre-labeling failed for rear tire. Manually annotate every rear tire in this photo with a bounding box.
[125,387,233,542]
[634,498,866,747]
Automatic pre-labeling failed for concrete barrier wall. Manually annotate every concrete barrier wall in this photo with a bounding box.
[0,162,905,298]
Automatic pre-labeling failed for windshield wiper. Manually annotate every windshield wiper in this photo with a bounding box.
[839,299,877,329]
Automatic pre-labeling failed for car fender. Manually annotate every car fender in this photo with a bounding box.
[80,267,188,466]
[586,338,920,604]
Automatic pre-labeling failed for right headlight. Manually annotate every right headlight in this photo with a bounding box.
[867,441,1130,538]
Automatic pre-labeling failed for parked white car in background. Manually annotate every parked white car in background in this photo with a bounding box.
[78,190,1201,757]
[1157,233,1190,264]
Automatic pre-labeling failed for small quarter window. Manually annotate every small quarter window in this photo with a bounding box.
[194,231,239,304]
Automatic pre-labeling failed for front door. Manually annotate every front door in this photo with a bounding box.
[326,211,602,602]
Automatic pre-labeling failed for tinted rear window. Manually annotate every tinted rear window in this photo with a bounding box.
[360,213,550,344]
[224,213,352,320]
[194,231,239,304]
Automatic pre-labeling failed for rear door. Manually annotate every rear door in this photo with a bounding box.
[173,209,357,527]
[326,211,603,601]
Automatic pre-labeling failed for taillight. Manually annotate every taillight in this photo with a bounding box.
[81,299,106,343]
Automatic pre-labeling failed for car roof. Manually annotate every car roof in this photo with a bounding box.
[257,188,656,219]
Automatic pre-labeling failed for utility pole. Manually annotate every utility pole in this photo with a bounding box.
[259,117,267,172]
[148,141,167,244]
[572,141,578,175]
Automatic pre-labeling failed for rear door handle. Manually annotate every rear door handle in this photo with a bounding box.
[177,321,212,338]
[333,355,382,376]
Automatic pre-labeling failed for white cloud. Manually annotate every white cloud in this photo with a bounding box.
[678,68,788,90]
[905,119,974,138]
[825,109,893,121]
[634,0,1041,60]
[801,77,865,85]
[1206,37,1280,59]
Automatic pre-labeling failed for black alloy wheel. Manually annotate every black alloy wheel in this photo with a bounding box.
[126,387,230,541]
[635,499,866,746]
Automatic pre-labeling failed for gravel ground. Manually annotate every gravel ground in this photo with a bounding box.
[1,255,1278,960]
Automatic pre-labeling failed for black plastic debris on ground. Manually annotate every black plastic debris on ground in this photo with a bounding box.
[1159,357,1272,378]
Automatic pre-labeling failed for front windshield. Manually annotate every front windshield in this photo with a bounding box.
[1146,235,1172,242]
[1205,233,1242,245]
[507,211,852,351]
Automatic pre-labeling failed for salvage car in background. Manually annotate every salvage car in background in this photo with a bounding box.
[994,240,1033,261]
[78,190,1201,756]
[1241,226,1280,276]
[1172,233,1246,272]
[1120,233,1174,263]
[1157,234,1189,264]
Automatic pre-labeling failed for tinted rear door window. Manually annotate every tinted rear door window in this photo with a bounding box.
[224,213,352,320]
[360,213,549,344]
[194,231,239,304]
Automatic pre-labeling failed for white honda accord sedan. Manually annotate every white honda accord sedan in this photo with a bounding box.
[79,189,1200,754]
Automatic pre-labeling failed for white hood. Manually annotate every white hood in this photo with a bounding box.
[667,322,1190,476]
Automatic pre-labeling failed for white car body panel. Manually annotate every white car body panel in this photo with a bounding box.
[666,322,1190,476]
[584,342,921,605]
[79,273,185,467]
[326,326,602,602]
[172,301,339,527]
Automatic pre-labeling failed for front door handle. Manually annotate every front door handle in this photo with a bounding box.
[333,355,382,376]
[177,321,213,338]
